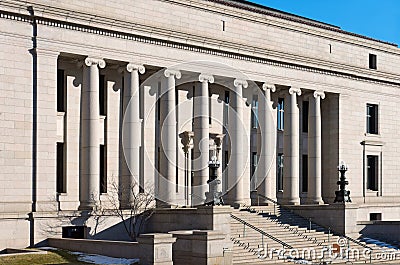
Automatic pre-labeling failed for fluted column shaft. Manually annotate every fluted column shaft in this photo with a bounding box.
[120,64,145,208]
[257,84,277,202]
[283,87,301,205]
[308,91,325,204]
[192,74,214,205]
[159,69,181,205]
[79,57,105,210]
[228,79,250,206]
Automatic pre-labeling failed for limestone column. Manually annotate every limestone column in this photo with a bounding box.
[228,79,250,206]
[192,74,214,205]
[257,83,277,203]
[308,90,325,204]
[120,64,145,208]
[79,57,106,210]
[283,87,301,205]
[159,69,181,206]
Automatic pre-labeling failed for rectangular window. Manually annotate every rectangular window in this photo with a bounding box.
[370,213,382,221]
[251,152,258,177]
[302,155,308,192]
[277,153,284,191]
[251,152,258,191]
[302,101,309,133]
[99,74,107,115]
[367,155,379,191]
[277,98,284,130]
[251,95,258,129]
[369,54,377,69]
[366,104,378,134]
[176,165,179,193]
[57,69,65,112]
[157,82,161,121]
[56,142,66,193]
[223,151,229,172]
[224,91,230,104]
[100,145,107,193]
[223,150,229,192]
[157,147,161,171]
[209,93,212,124]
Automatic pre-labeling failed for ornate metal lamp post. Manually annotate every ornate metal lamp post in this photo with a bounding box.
[205,156,224,206]
[334,161,352,203]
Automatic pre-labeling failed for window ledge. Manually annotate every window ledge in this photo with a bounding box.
[361,139,384,146]
[364,133,380,137]
[365,190,380,196]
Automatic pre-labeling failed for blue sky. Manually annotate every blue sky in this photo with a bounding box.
[247,0,400,46]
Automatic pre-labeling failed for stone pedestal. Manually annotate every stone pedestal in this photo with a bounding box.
[170,230,233,265]
[286,203,359,238]
[148,206,232,235]
[137,234,176,265]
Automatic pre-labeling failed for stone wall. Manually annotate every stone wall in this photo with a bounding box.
[48,234,176,265]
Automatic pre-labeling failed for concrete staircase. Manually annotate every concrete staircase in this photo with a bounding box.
[230,204,395,264]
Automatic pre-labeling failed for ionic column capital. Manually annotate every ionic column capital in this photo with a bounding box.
[127,63,145,74]
[289,87,301,96]
[262,83,276,93]
[199,74,214,84]
[313,90,326,100]
[164,69,182,79]
[84,57,106,68]
[234,79,248,88]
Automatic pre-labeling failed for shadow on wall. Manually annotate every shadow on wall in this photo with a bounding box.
[359,222,400,243]
[90,217,133,242]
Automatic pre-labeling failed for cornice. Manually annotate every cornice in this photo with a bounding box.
[204,0,398,47]
[1,8,400,88]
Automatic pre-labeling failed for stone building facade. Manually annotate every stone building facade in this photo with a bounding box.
[1,0,400,249]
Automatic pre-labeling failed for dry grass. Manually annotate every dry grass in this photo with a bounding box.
[0,249,89,265]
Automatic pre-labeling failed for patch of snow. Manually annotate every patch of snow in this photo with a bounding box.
[70,251,84,255]
[38,247,58,250]
[70,251,139,265]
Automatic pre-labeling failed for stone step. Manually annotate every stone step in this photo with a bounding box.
[231,227,334,242]
[231,205,392,264]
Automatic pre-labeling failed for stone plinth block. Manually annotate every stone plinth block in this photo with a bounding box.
[137,233,176,265]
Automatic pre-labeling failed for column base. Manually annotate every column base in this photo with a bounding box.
[156,199,179,209]
[307,198,325,205]
[250,193,277,206]
[280,198,300,205]
[78,201,97,211]
[224,199,251,209]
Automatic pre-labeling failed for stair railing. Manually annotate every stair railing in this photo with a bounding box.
[231,213,293,252]
[255,193,374,263]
